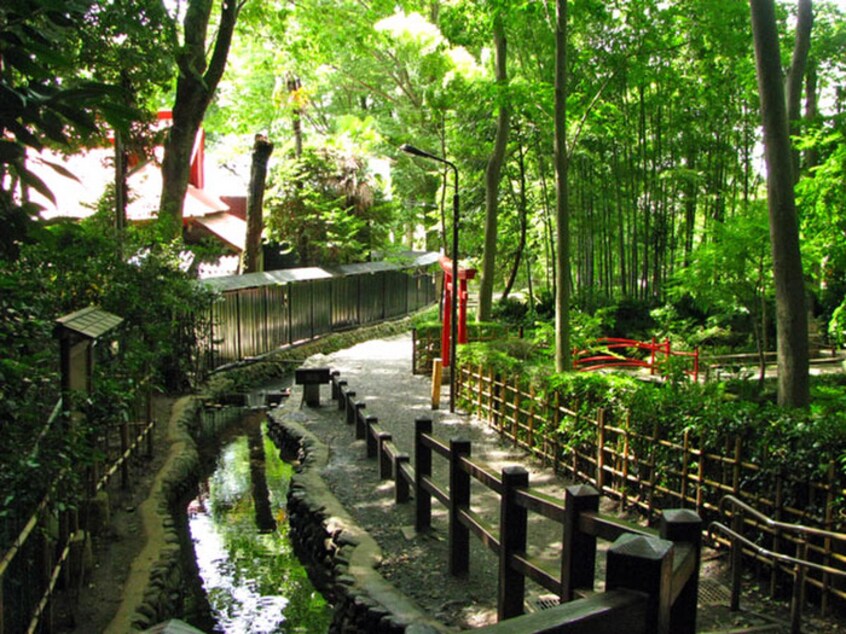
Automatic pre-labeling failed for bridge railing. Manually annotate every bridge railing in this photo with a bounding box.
[330,372,702,632]
[573,337,699,382]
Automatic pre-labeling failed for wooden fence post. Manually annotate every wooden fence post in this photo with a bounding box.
[561,484,600,601]
[606,533,674,634]
[330,370,341,399]
[499,466,529,621]
[120,420,130,489]
[348,399,364,428]
[660,509,702,634]
[415,417,433,531]
[395,455,410,503]
[378,433,393,479]
[355,408,369,440]
[338,388,355,412]
[366,416,379,458]
[449,438,471,576]
[337,383,349,411]
[596,409,606,493]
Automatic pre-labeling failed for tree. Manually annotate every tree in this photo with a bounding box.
[786,0,814,182]
[478,7,510,322]
[749,0,810,408]
[554,0,572,372]
[159,0,243,239]
[242,134,274,273]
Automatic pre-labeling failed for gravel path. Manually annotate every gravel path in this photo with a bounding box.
[276,332,846,633]
[292,333,572,628]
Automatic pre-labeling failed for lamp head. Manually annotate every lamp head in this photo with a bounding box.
[400,143,443,163]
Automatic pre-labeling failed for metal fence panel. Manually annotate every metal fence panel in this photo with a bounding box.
[331,276,359,330]
[265,285,289,349]
[312,278,332,335]
[384,270,408,318]
[237,287,267,359]
[212,292,241,365]
[289,282,313,344]
[204,255,438,370]
[359,272,385,324]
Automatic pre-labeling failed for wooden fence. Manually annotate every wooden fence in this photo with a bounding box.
[454,363,846,612]
[0,383,157,634]
[327,371,702,632]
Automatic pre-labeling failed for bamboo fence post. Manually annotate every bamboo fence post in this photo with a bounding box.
[732,437,742,496]
[596,409,606,493]
[511,385,519,448]
[696,433,705,516]
[680,428,690,508]
[648,422,659,518]
[771,472,784,598]
[477,364,484,416]
[553,392,561,475]
[822,462,836,615]
[621,412,631,511]
[571,404,579,480]
[528,385,536,452]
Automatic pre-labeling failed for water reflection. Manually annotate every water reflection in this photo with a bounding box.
[188,412,331,633]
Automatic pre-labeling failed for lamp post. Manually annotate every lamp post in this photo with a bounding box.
[400,143,459,413]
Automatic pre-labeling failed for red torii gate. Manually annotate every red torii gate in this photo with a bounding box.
[440,255,476,367]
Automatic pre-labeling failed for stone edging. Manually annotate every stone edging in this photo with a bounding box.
[267,402,445,634]
[108,316,436,632]
[106,395,204,633]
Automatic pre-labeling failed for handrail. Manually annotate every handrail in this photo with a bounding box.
[719,494,845,542]
[713,494,846,633]
[708,521,846,580]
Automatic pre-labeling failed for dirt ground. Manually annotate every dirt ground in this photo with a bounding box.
[53,396,174,634]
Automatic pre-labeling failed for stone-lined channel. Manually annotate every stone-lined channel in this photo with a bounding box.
[188,403,332,633]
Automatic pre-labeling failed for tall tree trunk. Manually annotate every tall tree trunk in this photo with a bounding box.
[750,0,810,408]
[159,0,241,240]
[114,130,127,258]
[242,134,274,274]
[287,75,304,159]
[478,10,510,322]
[785,0,813,183]
[804,60,819,169]
[501,141,528,301]
[554,0,571,372]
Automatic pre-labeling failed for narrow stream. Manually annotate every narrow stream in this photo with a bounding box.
[188,407,332,633]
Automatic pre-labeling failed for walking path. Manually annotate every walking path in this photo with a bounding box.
[273,332,844,633]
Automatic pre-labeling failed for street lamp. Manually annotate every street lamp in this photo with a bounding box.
[400,143,460,413]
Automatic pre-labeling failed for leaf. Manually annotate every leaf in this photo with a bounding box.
[37,158,81,183]
[17,167,56,205]
[0,141,25,163]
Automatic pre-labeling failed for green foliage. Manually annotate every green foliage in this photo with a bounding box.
[0,0,174,261]
[459,338,846,486]
[0,217,215,539]
[265,146,395,265]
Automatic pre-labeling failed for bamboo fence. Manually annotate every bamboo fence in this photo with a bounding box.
[456,363,846,610]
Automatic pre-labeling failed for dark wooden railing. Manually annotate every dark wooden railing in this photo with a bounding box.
[328,371,702,632]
